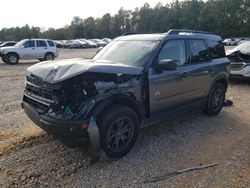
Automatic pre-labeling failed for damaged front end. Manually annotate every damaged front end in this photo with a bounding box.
[22,64,141,158]
[227,49,250,79]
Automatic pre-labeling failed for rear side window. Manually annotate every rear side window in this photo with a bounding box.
[188,40,210,63]
[36,40,47,47]
[24,40,35,48]
[207,40,226,58]
[47,40,55,47]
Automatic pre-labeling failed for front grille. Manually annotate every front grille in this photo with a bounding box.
[26,82,53,100]
[23,94,50,113]
[24,75,58,113]
[26,74,44,86]
[230,62,246,70]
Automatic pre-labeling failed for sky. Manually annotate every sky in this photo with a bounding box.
[0,0,175,30]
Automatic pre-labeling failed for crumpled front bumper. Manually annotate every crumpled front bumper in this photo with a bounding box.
[230,64,250,79]
[22,101,101,158]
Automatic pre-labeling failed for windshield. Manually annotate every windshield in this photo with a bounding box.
[15,39,27,47]
[93,40,159,67]
[233,41,250,54]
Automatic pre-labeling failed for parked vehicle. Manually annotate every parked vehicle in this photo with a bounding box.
[227,41,250,80]
[54,40,63,48]
[102,38,112,43]
[60,40,68,48]
[0,39,58,64]
[22,29,229,159]
[223,38,241,46]
[79,39,98,48]
[74,40,89,48]
[90,39,107,47]
[0,41,17,47]
[64,40,82,49]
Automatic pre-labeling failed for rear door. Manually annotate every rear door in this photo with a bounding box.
[186,39,213,98]
[148,39,197,115]
[36,40,48,58]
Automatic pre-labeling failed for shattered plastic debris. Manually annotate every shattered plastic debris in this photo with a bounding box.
[47,105,77,120]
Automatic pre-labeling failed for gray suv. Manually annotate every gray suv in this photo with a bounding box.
[22,29,229,159]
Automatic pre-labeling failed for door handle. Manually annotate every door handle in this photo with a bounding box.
[32,47,35,50]
[44,47,48,49]
[180,72,188,77]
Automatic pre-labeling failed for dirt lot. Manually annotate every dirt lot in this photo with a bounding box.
[0,48,249,187]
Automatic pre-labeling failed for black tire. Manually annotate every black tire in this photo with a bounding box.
[1,57,7,63]
[6,53,19,65]
[39,58,44,61]
[44,53,54,61]
[203,83,226,116]
[98,105,139,158]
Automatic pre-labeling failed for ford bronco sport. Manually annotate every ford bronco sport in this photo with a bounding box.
[22,29,229,158]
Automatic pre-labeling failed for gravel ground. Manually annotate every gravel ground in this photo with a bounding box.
[0,48,249,187]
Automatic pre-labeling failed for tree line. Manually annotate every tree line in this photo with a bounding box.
[0,0,249,41]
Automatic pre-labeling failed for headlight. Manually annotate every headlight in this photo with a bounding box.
[1,49,7,54]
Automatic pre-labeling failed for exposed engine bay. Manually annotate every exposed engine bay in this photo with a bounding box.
[227,50,250,62]
[24,72,138,121]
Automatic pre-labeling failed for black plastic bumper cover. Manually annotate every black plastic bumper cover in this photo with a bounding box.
[22,101,101,157]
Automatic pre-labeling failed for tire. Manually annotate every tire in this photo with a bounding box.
[203,83,226,116]
[98,105,139,158]
[44,53,54,61]
[6,53,19,65]
[1,57,7,63]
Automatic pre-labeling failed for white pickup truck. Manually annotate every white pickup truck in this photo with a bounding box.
[0,39,58,64]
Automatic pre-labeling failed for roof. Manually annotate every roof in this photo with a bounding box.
[115,29,222,41]
[114,34,166,41]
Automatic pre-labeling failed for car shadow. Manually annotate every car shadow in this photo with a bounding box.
[0,60,40,66]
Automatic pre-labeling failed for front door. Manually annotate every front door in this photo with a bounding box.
[21,40,37,58]
[148,39,196,115]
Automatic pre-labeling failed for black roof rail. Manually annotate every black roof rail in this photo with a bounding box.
[166,29,214,35]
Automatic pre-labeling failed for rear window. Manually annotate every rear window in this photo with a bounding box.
[36,40,47,47]
[48,40,55,47]
[207,40,226,59]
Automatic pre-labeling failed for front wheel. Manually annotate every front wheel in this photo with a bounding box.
[6,53,19,65]
[98,105,139,158]
[203,83,226,116]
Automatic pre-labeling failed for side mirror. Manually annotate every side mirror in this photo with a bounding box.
[156,59,178,71]
[96,47,103,54]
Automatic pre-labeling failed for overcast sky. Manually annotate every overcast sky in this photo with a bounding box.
[0,0,176,30]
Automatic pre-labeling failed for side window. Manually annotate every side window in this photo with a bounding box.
[47,40,55,47]
[188,40,210,63]
[24,40,35,48]
[158,40,186,66]
[36,40,47,47]
[207,40,226,58]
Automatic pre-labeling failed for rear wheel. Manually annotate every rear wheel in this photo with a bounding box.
[203,83,226,116]
[44,53,54,61]
[6,53,19,65]
[98,105,139,158]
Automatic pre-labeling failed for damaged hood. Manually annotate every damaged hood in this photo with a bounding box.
[27,58,143,83]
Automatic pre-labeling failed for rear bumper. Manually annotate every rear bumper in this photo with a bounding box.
[22,101,100,157]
